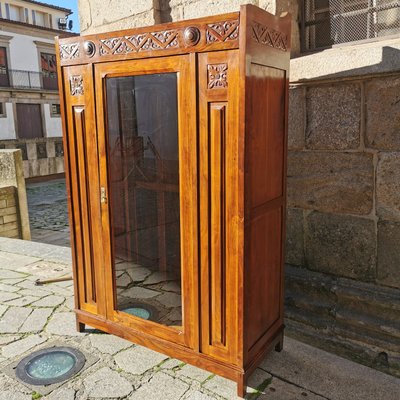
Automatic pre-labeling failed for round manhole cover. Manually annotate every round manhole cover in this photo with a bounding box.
[16,347,85,386]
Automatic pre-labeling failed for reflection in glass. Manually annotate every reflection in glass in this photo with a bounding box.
[106,73,182,328]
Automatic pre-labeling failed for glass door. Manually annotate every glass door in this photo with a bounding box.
[95,55,198,348]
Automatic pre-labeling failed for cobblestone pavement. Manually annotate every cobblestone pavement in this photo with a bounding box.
[26,179,70,247]
[0,237,399,400]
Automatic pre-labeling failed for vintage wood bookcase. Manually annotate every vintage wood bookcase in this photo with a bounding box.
[56,5,291,397]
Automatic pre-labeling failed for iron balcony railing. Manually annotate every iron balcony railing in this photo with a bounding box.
[0,68,58,91]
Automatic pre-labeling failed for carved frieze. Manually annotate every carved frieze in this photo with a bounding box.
[207,64,228,89]
[99,30,179,55]
[70,75,84,96]
[59,43,80,60]
[251,21,288,52]
[59,18,240,63]
[206,20,239,44]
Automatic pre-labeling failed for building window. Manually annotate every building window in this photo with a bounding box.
[0,47,9,87]
[31,9,36,25]
[302,0,400,51]
[16,103,44,139]
[24,8,29,23]
[5,3,9,19]
[50,104,61,117]
[41,52,58,90]
[0,102,6,117]
[8,4,22,21]
[35,10,45,26]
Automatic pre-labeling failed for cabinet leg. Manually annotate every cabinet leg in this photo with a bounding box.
[275,333,284,352]
[237,374,246,398]
[76,318,85,333]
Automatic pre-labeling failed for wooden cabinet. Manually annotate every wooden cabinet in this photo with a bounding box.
[56,5,291,397]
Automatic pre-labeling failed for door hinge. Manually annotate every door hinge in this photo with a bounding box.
[100,187,107,204]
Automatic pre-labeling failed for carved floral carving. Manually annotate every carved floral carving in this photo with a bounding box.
[251,21,288,52]
[99,30,179,55]
[59,43,80,60]
[207,64,228,89]
[206,20,239,44]
[70,75,84,96]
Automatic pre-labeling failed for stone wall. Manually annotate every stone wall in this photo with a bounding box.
[286,74,400,376]
[0,149,30,240]
[0,137,65,179]
[0,186,20,239]
[287,75,400,289]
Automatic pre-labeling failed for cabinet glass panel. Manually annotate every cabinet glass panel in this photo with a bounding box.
[106,73,182,329]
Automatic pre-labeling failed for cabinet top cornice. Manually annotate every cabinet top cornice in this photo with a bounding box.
[56,11,240,66]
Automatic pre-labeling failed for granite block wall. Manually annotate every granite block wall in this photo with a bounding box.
[0,186,20,239]
[287,76,400,290]
[286,76,400,376]
[0,138,65,179]
[0,150,30,240]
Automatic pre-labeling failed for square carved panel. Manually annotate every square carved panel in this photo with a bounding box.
[207,64,228,89]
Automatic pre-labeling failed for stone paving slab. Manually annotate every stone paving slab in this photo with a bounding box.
[260,337,400,400]
[0,307,32,333]
[31,295,65,308]
[83,367,134,398]
[114,346,168,375]
[258,378,328,400]
[0,237,72,265]
[89,333,132,355]
[0,253,41,271]
[19,308,53,333]
[129,372,189,400]
[0,236,399,400]
[1,335,47,358]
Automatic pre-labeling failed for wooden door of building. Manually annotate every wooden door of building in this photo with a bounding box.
[16,103,43,139]
[95,55,199,350]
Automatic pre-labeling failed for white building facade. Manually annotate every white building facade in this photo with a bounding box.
[0,0,76,178]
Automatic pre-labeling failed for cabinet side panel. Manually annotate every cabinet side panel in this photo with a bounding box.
[244,63,287,360]
[247,207,282,347]
[249,66,285,208]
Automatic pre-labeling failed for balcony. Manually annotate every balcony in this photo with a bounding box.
[0,69,58,91]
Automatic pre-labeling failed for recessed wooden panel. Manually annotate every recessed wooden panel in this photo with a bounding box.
[199,50,240,364]
[248,64,285,208]
[246,208,282,350]
[210,103,227,348]
[73,107,96,305]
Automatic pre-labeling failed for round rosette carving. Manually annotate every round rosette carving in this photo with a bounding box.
[83,41,96,57]
[184,26,201,46]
